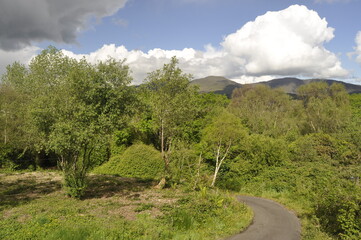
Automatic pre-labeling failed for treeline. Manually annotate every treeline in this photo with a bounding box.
[0,47,360,239]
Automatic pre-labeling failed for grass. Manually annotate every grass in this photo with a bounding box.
[0,171,252,240]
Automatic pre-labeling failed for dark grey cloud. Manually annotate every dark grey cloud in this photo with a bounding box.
[0,0,127,50]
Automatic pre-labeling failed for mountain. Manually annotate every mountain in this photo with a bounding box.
[191,76,361,97]
[252,77,361,95]
[190,76,241,97]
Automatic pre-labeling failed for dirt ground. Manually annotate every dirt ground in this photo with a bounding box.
[0,171,182,220]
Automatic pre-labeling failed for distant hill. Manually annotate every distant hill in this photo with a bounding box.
[191,76,361,97]
[190,76,241,97]
[252,77,361,95]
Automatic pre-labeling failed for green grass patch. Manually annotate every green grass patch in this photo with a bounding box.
[0,172,252,240]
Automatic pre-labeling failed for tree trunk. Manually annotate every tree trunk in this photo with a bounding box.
[4,112,7,144]
[157,119,168,188]
[210,140,232,188]
[211,165,220,187]
[154,177,166,189]
[193,153,203,189]
[211,142,222,187]
[161,119,166,168]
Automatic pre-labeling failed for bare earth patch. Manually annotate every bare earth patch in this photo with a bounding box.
[0,172,182,221]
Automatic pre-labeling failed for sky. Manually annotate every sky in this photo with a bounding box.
[1,0,361,85]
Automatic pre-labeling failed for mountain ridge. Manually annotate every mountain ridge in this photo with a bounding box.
[191,76,361,97]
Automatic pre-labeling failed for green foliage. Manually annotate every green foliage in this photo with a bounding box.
[161,188,252,237]
[0,143,36,171]
[297,82,351,134]
[200,109,247,187]
[349,94,361,122]
[168,143,199,185]
[237,159,361,239]
[241,134,289,167]
[345,94,361,162]
[0,144,14,169]
[201,110,247,152]
[114,128,134,147]
[218,135,289,191]
[142,56,199,173]
[315,180,361,239]
[289,133,360,164]
[63,170,87,199]
[2,47,134,197]
[185,93,230,143]
[94,143,164,180]
[2,46,361,239]
[230,84,301,137]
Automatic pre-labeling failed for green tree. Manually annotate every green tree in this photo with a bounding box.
[6,47,133,197]
[142,57,198,179]
[0,63,33,169]
[297,82,351,134]
[200,109,247,187]
[230,85,301,138]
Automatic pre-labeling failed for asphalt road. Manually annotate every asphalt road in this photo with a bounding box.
[226,195,301,240]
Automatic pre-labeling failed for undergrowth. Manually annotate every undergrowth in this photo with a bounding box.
[0,172,252,240]
[236,162,361,240]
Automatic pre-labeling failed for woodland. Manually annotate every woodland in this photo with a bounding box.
[0,47,360,240]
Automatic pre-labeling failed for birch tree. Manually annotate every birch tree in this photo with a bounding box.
[201,109,247,187]
[143,57,198,180]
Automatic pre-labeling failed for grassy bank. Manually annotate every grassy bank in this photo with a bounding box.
[0,172,252,240]
[237,162,361,240]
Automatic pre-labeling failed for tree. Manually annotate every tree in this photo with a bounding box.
[200,109,247,187]
[297,82,351,134]
[5,47,133,197]
[142,57,198,179]
[230,85,302,138]
[0,63,34,169]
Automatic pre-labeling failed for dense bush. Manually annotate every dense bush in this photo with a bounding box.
[168,144,200,186]
[217,134,289,191]
[63,170,87,199]
[160,188,252,236]
[290,133,360,165]
[0,144,36,170]
[315,180,361,239]
[93,143,164,180]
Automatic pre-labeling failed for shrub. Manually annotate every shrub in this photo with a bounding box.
[290,133,360,165]
[315,180,361,239]
[63,170,87,199]
[241,134,289,167]
[0,144,35,171]
[217,134,289,191]
[93,143,164,180]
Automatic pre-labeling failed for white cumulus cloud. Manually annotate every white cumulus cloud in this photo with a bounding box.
[62,44,229,84]
[221,4,347,78]
[3,4,347,84]
[0,46,40,76]
[62,5,347,84]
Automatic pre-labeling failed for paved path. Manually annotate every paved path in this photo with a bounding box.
[226,195,301,240]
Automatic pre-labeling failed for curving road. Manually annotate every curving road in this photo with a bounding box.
[226,195,301,240]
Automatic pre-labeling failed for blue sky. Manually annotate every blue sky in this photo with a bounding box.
[1,0,361,84]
